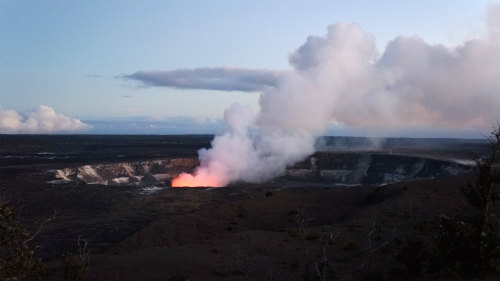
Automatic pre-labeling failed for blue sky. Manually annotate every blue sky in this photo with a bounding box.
[0,0,497,136]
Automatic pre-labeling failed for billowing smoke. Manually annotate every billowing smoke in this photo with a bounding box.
[173,4,500,187]
[0,105,90,134]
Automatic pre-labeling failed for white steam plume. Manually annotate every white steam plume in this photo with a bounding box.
[0,105,90,134]
[173,4,500,187]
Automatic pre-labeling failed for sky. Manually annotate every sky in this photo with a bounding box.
[0,0,498,137]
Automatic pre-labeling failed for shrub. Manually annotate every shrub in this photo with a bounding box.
[431,127,500,278]
[0,201,45,280]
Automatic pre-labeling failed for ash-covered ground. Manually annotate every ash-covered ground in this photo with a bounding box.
[0,135,492,280]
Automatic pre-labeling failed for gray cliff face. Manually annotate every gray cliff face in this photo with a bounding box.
[50,158,198,186]
[283,152,474,185]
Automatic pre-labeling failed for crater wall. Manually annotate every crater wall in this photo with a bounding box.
[49,152,474,187]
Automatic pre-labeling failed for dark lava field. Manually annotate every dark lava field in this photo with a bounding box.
[0,135,494,281]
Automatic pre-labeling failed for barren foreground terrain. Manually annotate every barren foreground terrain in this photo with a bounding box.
[0,135,492,280]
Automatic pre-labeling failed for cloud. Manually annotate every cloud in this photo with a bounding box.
[124,67,285,92]
[0,105,90,134]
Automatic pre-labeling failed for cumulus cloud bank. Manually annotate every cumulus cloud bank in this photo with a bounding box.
[172,4,500,187]
[125,67,285,92]
[0,105,90,134]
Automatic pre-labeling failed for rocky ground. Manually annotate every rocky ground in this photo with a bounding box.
[78,176,477,281]
[0,135,493,280]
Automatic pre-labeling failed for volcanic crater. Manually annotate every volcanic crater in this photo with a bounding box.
[49,152,474,188]
[0,135,492,281]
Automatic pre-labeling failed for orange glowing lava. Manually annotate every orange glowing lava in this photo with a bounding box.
[171,172,222,187]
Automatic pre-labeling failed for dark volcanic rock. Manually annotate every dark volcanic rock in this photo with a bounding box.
[140,173,159,185]
[284,152,474,185]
